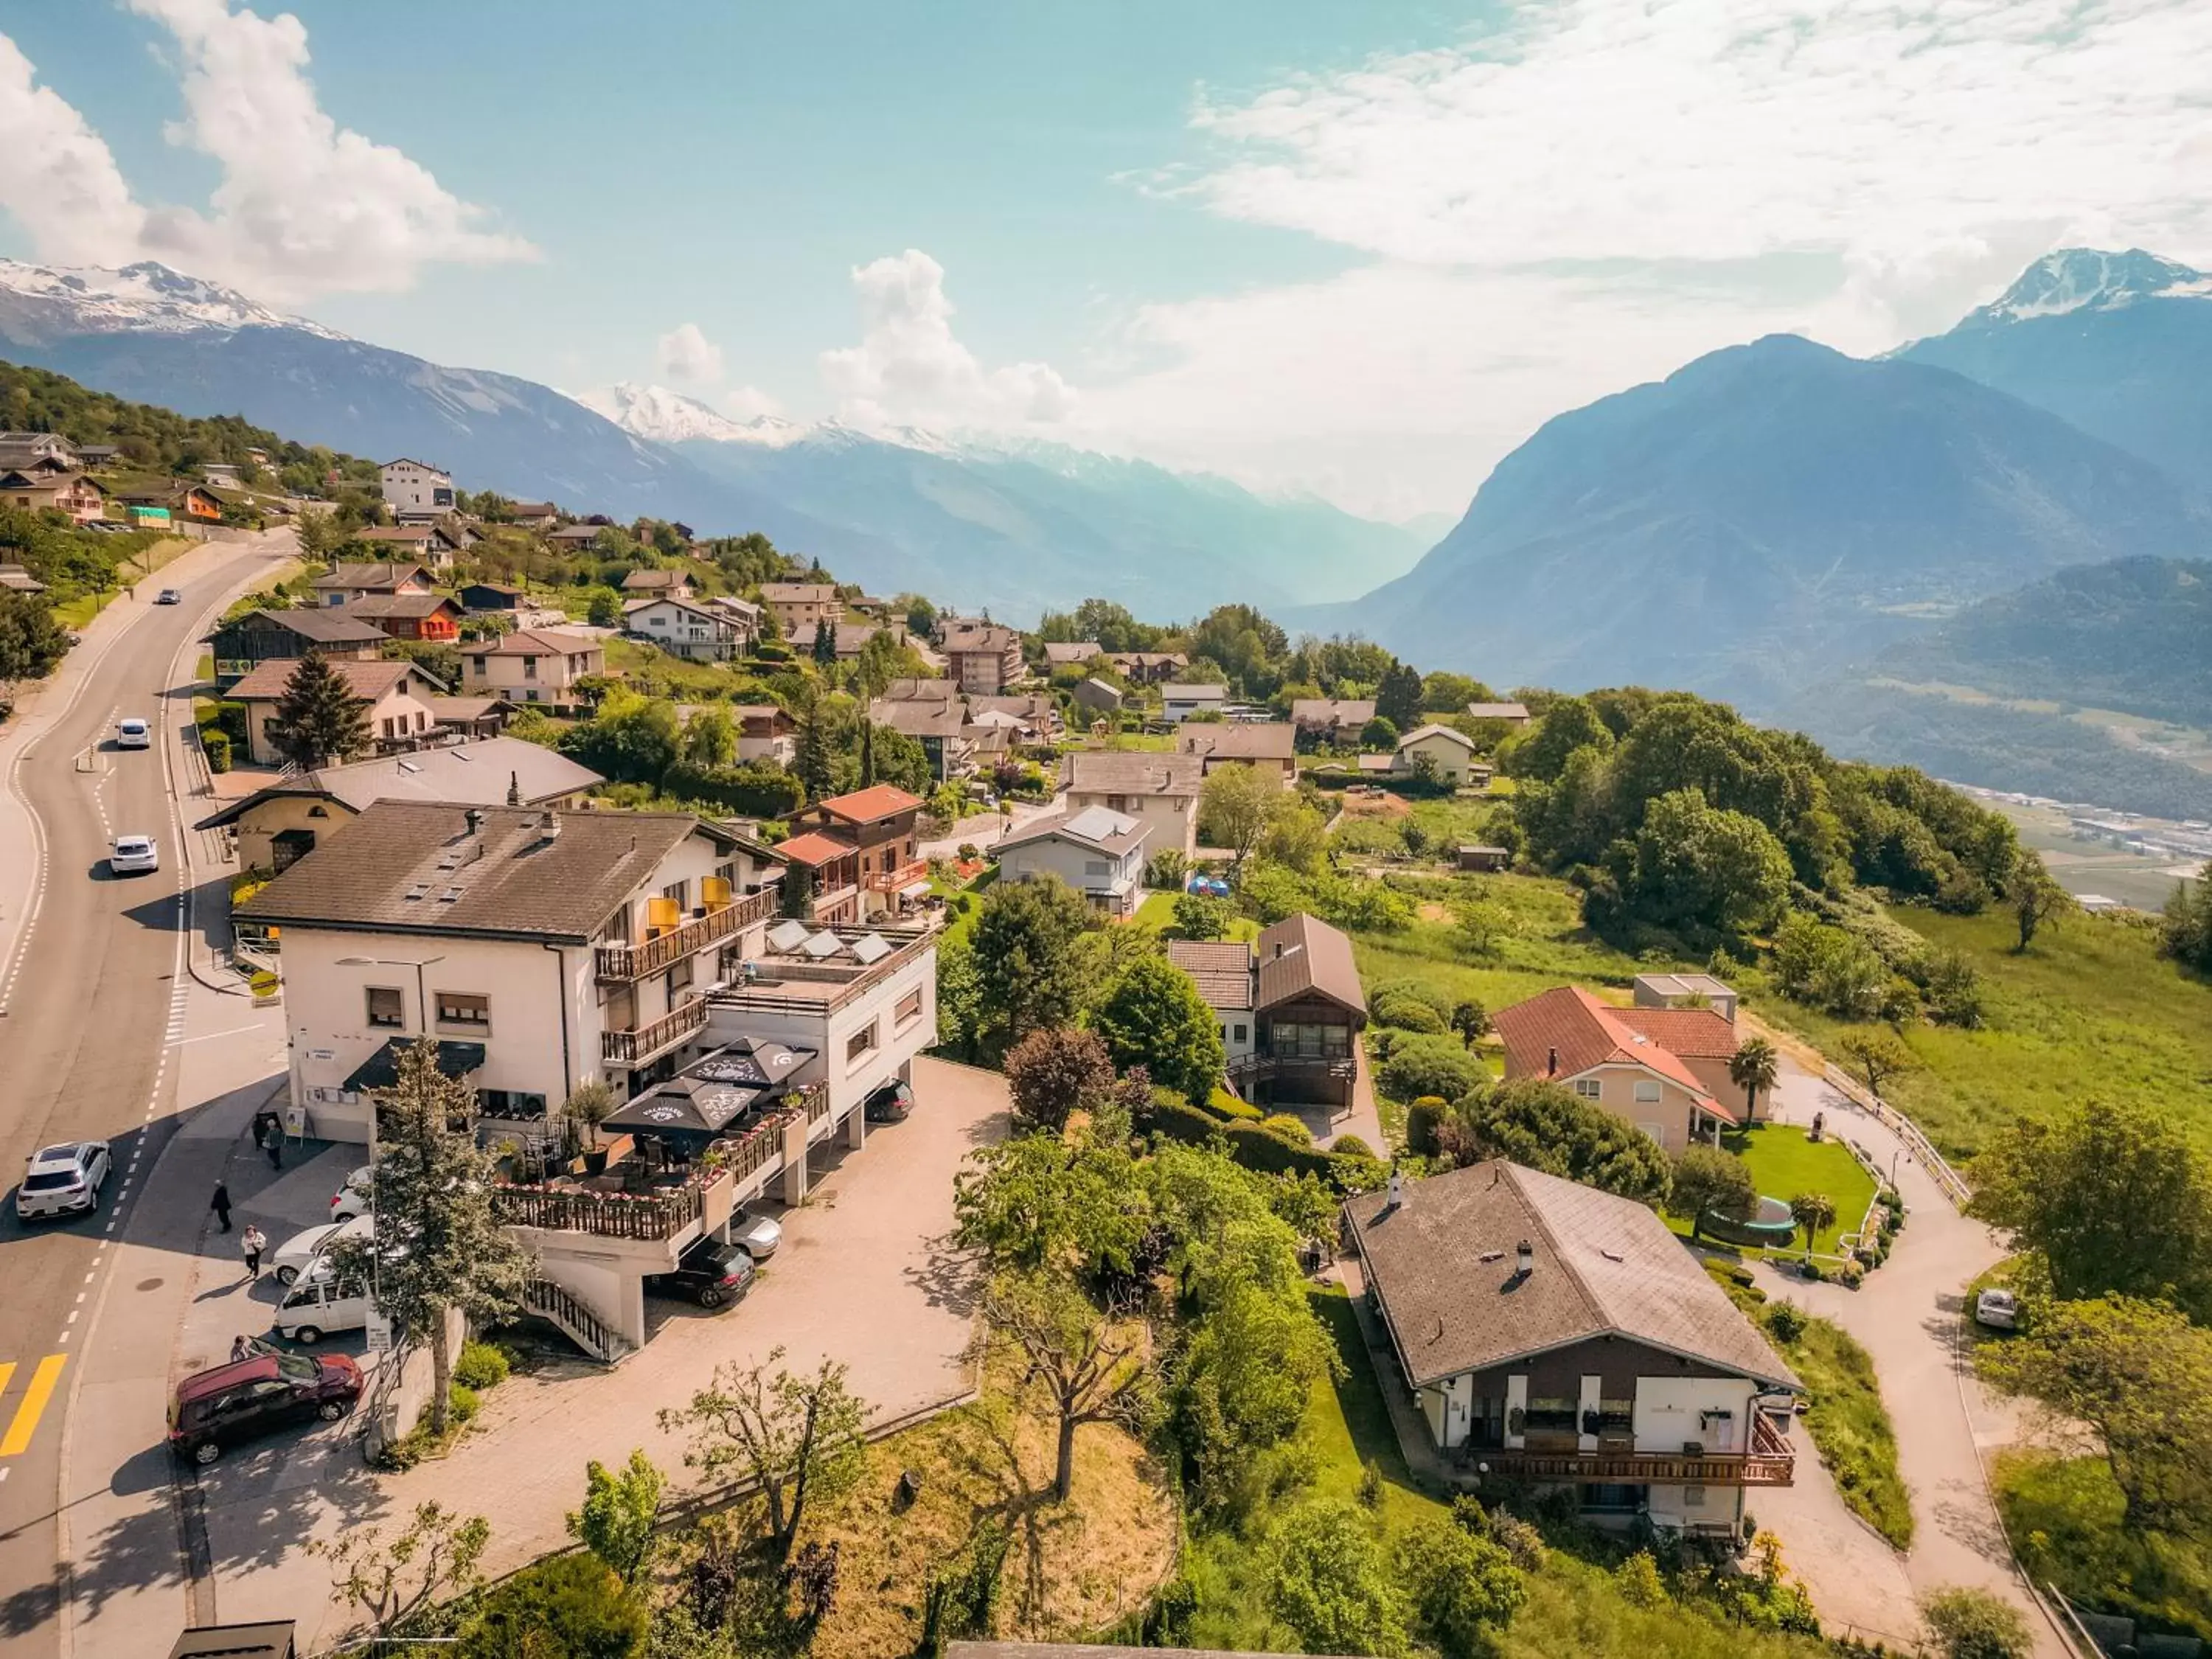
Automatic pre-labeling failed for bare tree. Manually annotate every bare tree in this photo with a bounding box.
[658,1347,868,1563]
[977,1268,1152,1503]
[307,1500,490,1637]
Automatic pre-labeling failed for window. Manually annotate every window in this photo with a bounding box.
[1573,1078,1603,1100]
[1233,1023,1248,1043]
[365,987,405,1029]
[435,991,490,1032]
[1682,1484,1708,1506]
[661,877,690,911]
[667,955,694,994]
[477,1089,546,1119]
[523,656,539,678]
[1084,860,1110,877]
[896,987,923,1026]
[846,1022,880,1064]
[470,655,487,674]
[1632,1079,1663,1103]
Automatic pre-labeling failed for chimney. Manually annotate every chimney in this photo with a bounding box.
[1386,1171,1405,1209]
[1515,1239,1534,1278]
[1546,1046,1559,1077]
[539,810,560,843]
[464,807,484,837]
[506,770,522,806]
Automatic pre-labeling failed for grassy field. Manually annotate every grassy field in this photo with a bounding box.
[1132,888,1260,942]
[1178,1284,1834,1658]
[1750,905,2212,1164]
[1991,1449,2211,1641]
[1349,874,1660,1017]
[1719,1124,1877,1258]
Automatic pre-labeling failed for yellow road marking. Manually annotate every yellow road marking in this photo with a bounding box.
[0,1364,13,1413]
[0,1357,67,1457]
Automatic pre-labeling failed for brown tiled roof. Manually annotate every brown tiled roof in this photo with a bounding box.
[1255,913,1366,1018]
[817,784,924,824]
[353,526,435,544]
[1062,751,1202,799]
[1615,1007,1742,1060]
[1291,698,1375,728]
[224,608,385,644]
[621,568,685,589]
[1346,1160,1798,1391]
[1492,987,1727,1117]
[1178,722,1295,761]
[347,592,461,620]
[878,676,959,704]
[472,627,599,657]
[945,624,1020,653]
[760,582,838,602]
[1398,722,1475,751]
[1042,641,1102,665]
[1467,701,1531,721]
[312,562,428,590]
[1164,940,1255,1012]
[235,802,732,943]
[227,658,422,703]
[871,698,965,739]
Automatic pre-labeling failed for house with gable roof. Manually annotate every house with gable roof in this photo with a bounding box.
[1492,986,1741,1152]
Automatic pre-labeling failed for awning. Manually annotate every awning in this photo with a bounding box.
[896,880,932,900]
[602,1077,763,1138]
[342,1037,487,1093]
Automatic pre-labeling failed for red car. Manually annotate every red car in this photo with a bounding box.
[169,1350,362,1467]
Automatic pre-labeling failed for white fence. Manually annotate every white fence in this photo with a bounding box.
[1820,1062,1974,1210]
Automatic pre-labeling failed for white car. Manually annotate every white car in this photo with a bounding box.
[1974,1288,2020,1331]
[330,1165,373,1222]
[116,717,152,750]
[731,1206,782,1261]
[110,835,159,876]
[17,1141,112,1220]
[271,1221,344,1287]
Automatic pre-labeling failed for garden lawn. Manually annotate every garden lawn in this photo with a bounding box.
[1750,906,2212,1163]
[1724,1124,1877,1258]
[1131,888,1259,941]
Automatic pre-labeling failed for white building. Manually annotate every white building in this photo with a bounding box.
[623,596,748,662]
[993,806,1149,917]
[237,801,938,1357]
[1160,684,1229,723]
[380,458,455,519]
[1346,1160,1800,1537]
[1061,751,1202,859]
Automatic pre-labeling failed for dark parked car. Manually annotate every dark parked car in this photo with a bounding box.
[644,1239,756,1310]
[863,1078,914,1123]
[168,1351,362,1467]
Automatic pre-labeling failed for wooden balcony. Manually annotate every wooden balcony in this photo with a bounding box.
[600,995,708,1066]
[863,856,930,894]
[1456,1414,1794,1487]
[596,888,773,982]
[1228,1051,1357,1083]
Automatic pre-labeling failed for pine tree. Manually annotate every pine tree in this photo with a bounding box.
[811,617,838,668]
[266,650,372,769]
[859,718,876,787]
[341,1039,532,1434]
[793,703,836,801]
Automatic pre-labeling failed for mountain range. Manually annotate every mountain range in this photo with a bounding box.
[0,259,1426,621]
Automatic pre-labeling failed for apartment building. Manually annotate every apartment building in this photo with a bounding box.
[758,581,841,636]
[461,628,605,711]
[380,458,454,518]
[1062,751,1202,858]
[942,623,1025,694]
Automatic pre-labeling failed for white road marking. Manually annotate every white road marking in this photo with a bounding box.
[170,1023,266,1047]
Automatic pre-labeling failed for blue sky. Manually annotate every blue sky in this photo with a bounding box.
[4,1,2208,517]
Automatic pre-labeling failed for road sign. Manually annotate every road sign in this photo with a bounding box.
[364,1310,394,1354]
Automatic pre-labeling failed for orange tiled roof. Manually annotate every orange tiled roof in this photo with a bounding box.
[775,830,855,867]
[1615,1006,1742,1060]
[816,784,924,824]
[1492,986,1730,1119]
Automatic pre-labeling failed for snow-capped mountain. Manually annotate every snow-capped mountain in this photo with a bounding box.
[1952,247,2212,330]
[1901,247,2212,481]
[572,381,814,449]
[0,258,348,344]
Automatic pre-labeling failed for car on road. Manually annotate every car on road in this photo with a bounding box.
[863,1077,914,1123]
[330,1164,372,1222]
[730,1206,782,1259]
[15,1141,112,1220]
[167,1349,361,1466]
[1974,1287,2020,1331]
[271,1220,344,1287]
[115,717,152,749]
[156,588,182,605]
[109,835,160,876]
[644,1238,755,1309]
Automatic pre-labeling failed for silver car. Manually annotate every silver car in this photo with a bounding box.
[1974,1288,2020,1330]
[18,1141,113,1220]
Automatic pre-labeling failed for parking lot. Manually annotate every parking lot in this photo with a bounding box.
[192,1055,1009,1637]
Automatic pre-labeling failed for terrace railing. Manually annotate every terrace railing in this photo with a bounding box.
[596,888,773,982]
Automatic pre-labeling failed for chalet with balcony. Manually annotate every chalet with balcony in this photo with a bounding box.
[209,609,386,686]
[621,568,695,600]
[1,468,108,524]
[226,658,450,766]
[461,627,604,712]
[781,785,928,922]
[346,591,464,643]
[625,596,745,661]
[731,703,796,765]
[1106,651,1188,686]
[235,801,787,1145]
[1165,912,1368,1109]
[312,562,435,608]
[1346,1159,1798,1536]
[354,524,462,571]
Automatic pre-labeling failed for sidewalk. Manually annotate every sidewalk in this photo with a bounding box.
[1755,1060,2069,1658]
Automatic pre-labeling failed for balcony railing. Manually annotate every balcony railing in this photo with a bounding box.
[1454,1414,1795,1487]
[600,995,708,1066]
[713,931,936,1018]
[597,889,774,982]
[1228,1051,1357,1082]
[863,857,929,894]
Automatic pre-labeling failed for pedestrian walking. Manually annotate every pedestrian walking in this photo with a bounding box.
[262,1119,283,1170]
[210,1180,232,1233]
[231,1335,251,1363]
[240,1224,267,1281]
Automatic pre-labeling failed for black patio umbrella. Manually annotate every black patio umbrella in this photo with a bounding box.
[682,1036,818,1091]
[601,1077,764,1140]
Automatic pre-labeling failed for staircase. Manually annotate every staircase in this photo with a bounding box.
[523,1278,634,1366]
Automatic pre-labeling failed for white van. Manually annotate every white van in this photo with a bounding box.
[273,1265,370,1343]
[116,717,152,750]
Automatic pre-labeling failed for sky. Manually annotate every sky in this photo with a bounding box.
[3,1,2211,522]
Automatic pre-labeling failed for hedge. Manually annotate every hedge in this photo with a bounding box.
[1148,1093,1366,1187]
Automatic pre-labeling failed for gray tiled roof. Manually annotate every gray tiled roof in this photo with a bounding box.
[225,608,385,644]
[1164,940,1255,1011]
[236,801,734,944]
[1062,751,1202,799]
[1346,1161,1799,1391]
[196,738,602,830]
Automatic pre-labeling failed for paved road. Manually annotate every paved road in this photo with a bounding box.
[0,534,293,1659]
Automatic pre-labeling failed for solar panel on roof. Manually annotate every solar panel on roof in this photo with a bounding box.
[800,931,845,959]
[849,933,893,964]
[765,919,812,953]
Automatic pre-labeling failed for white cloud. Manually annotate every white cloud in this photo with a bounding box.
[1068,0,2212,515]
[819,249,1076,430]
[0,35,145,265]
[719,383,785,422]
[655,321,723,384]
[0,4,532,301]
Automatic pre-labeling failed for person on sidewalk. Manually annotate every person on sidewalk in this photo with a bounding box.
[262,1119,283,1170]
[210,1180,232,1233]
[240,1224,267,1281]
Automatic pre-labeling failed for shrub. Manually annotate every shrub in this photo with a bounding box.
[459,1553,646,1659]
[1405,1096,1450,1156]
[200,727,231,772]
[1207,1088,1265,1121]
[1917,1585,2032,1659]
[1803,1260,1825,1281]
[1260,1113,1313,1146]
[1004,1026,1114,1131]
[453,1340,510,1391]
[1371,989,1446,1034]
[1332,1133,1374,1158]
[1765,1303,1808,1344]
[448,1383,481,1425]
[1374,1035,1486,1105]
[1840,1263,1864,1288]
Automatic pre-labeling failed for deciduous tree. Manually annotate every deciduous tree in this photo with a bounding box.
[1091,954,1227,1105]
[971,876,1093,1054]
[1667,1144,1757,1240]
[310,1500,490,1638]
[977,1269,1152,1503]
[1198,762,1273,863]
[566,1450,664,1585]
[1263,1498,1407,1657]
[2008,851,2069,953]
[1839,1029,1913,1102]
[1917,1587,2032,1659]
[0,588,69,685]
[1461,1078,1672,1204]
[1002,1026,1114,1132]
[1395,1514,1526,1654]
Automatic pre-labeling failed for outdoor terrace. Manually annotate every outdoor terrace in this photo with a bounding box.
[1450,1413,1795,1488]
[713,924,935,1017]
[596,886,776,982]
